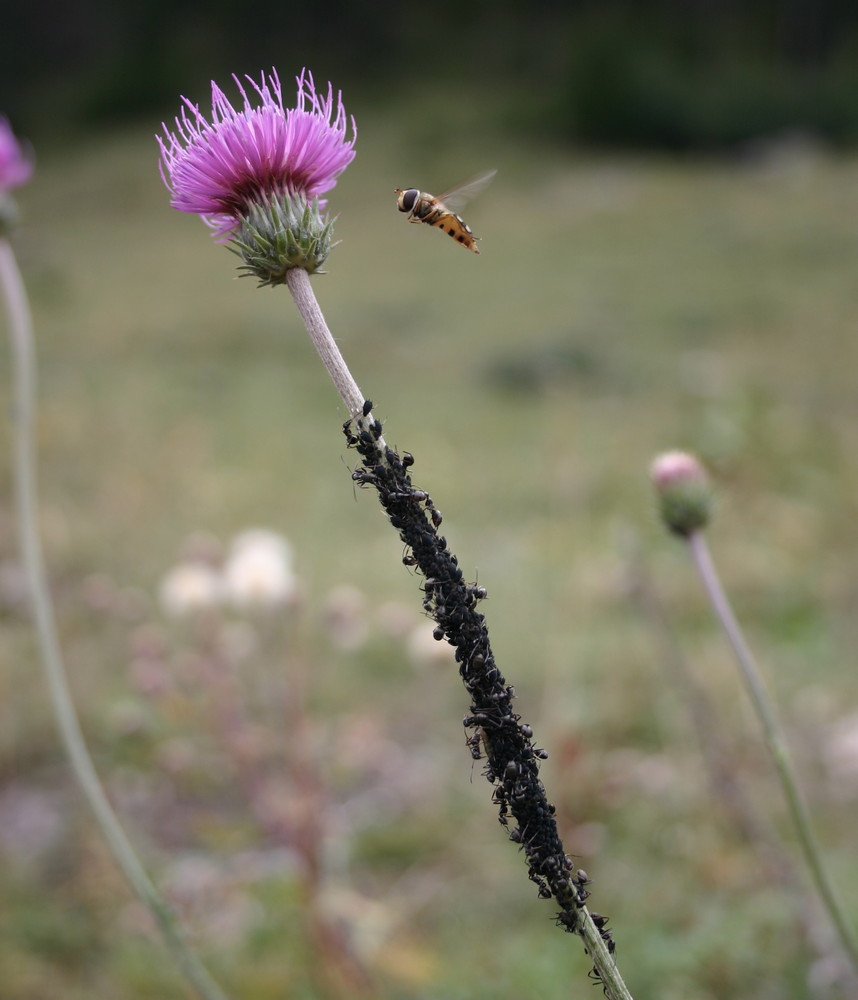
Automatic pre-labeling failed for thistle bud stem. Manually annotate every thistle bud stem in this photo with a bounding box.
[688,530,858,976]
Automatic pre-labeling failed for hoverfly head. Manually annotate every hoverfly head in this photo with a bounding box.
[395,188,420,214]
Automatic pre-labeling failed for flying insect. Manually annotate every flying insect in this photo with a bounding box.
[394,169,497,253]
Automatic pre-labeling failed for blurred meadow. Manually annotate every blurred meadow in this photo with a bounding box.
[4,6,858,999]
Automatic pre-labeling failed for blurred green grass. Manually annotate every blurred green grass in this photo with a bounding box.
[2,114,858,999]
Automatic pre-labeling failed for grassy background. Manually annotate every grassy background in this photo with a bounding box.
[2,104,858,999]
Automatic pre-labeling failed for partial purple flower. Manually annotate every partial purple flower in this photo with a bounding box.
[0,117,33,193]
[158,69,355,258]
[0,118,33,234]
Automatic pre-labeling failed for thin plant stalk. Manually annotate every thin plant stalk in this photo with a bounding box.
[688,528,858,974]
[0,237,230,1000]
[286,266,634,1000]
[286,267,366,420]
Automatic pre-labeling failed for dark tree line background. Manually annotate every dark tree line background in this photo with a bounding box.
[5,0,858,151]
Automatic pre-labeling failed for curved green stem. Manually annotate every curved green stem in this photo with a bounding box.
[1,237,230,1000]
[688,529,858,975]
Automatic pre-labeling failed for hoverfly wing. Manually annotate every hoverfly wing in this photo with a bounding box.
[436,169,497,213]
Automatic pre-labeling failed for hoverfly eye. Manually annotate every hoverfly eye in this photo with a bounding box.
[400,189,418,213]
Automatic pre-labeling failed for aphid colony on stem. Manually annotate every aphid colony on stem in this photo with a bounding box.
[343,401,614,969]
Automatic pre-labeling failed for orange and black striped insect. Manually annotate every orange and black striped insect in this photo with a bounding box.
[394,170,496,254]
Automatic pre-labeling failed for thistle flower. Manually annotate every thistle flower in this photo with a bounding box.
[0,117,33,233]
[158,69,356,279]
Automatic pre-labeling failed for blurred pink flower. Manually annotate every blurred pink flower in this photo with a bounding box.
[0,117,32,192]
[158,69,355,239]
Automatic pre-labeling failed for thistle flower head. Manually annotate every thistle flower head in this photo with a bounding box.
[0,117,33,234]
[650,450,713,537]
[158,69,356,278]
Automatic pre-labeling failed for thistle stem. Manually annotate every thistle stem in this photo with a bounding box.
[286,267,366,421]
[285,267,634,1000]
[580,909,633,1000]
[688,529,858,974]
[1,237,230,1000]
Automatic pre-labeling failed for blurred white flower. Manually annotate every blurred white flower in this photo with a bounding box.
[822,713,858,798]
[159,562,223,617]
[222,529,297,610]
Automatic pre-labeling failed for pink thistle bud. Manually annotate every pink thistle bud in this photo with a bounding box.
[650,450,713,536]
[158,69,355,278]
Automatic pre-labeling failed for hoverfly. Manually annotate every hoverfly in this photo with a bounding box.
[395,169,497,254]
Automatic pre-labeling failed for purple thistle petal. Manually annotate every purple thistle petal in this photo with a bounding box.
[0,117,33,193]
[158,69,355,239]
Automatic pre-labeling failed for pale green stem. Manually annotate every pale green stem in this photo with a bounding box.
[285,266,635,1000]
[1,237,230,1000]
[688,529,858,974]
[579,909,634,1000]
[286,267,366,420]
